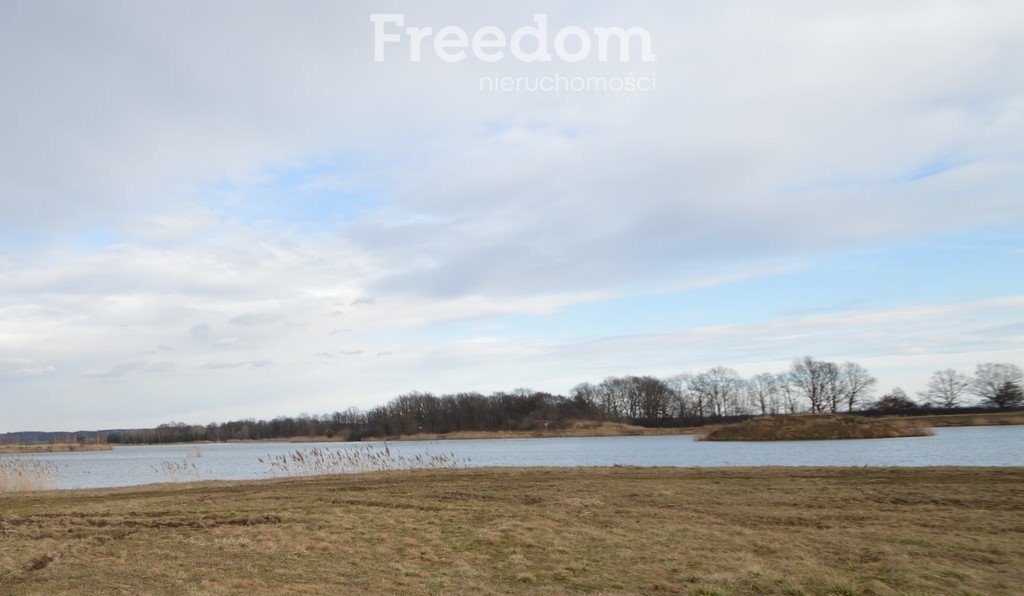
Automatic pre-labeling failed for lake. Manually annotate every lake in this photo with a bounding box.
[4,425,1022,490]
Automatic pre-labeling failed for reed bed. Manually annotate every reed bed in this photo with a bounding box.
[259,444,469,477]
[0,457,58,493]
[151,459,200,482]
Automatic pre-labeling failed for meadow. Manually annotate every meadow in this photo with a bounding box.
[1,467,1022,594]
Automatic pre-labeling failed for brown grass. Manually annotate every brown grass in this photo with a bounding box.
[373,420,692,441]
[894,410,1024,427]
[702,415,933,441]
[1,467,1022,594]
[0,459,58,494]
[0,444,112,455]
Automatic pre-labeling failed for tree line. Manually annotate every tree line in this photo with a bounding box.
[103,359,1023,444]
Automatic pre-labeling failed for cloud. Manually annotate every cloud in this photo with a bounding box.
[203,360,273,370]
[82,361,177,380]
[190,324,212,340]
[0,2,1021,431]
[229,313,283,327]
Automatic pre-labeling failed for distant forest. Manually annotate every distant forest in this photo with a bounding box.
[6,358,1023,445]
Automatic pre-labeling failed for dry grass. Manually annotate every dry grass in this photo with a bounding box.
[0,444,112,455]
[376,420,692,441]
[702,415,933,441]
[895,411,1024,427]
[1,467,1022,594]
[0,459,58,494]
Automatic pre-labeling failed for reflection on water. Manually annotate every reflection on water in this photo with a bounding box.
[3,425,1021,490]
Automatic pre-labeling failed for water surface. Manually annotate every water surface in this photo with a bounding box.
[4,425,1021,490]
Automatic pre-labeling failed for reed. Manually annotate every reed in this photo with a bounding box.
[0,457,58,493]
[258,444,469,477]
[152,459,199,482]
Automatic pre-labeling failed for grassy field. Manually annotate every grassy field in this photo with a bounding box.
[1,467,1022,594]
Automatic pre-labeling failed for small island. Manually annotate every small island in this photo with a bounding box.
[701,414,933,441]
[0,443,113,455]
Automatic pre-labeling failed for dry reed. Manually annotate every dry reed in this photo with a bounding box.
[0,457,58,493]
[152,459,199,482]
[258,444,469,477]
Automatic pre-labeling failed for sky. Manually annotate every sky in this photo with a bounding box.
[1,1,1022,432]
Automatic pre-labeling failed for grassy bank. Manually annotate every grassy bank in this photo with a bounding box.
[367,412,1019,442]
[373,420,693,441]
[0,444,113,455]
[895,410,1024,427]
[2,468,1022,594]
[702,415,932,441]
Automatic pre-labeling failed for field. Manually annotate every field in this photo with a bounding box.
[2,467,1022,594]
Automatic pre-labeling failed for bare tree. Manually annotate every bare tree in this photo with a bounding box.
[630,376,676,419]
[747,372,782,415]
[666,373,694,418]
[870,387,918,412]
[789,356,833,413]
[973,363,1024,409]
[597,377,629,419]
[840,361,877,412]
[570,382,601,416]
[774,372,802,413]
[687,367,745,417]
[992,382,1024,409]
[920,369,972,408]
[822,361,844,413]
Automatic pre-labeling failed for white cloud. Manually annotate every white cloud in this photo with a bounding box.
[0,1,1022,430]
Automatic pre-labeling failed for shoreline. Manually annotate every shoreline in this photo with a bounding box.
[0,444,113,455]
[4,411,1020,448]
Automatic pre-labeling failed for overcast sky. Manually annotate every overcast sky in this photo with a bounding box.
[1,1,1022,432]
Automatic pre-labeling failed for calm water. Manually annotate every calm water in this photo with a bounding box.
[5,425,1022,490]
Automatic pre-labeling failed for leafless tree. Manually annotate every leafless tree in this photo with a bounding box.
[688,367,745,417]
[597,377,629,419]
[774,372,802,413]
[973,363,1024,409]
[789,356,833,413]
[920,369,972,408]
[840,361,877,412]
[747,372,782,415]
[666,373,694,418]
